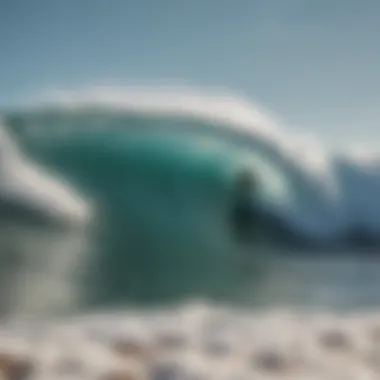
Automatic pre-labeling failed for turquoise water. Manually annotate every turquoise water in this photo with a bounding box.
[3,124,268,311]
[2,103,380,316]
[40,132,261,307]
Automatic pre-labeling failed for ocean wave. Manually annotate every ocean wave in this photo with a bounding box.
[3,86,379,245]
[1,86,380,315]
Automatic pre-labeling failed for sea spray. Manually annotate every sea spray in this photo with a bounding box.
[0,124,93,317]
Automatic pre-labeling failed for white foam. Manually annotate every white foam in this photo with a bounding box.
[0,124,95,317]
[0,124,92,226]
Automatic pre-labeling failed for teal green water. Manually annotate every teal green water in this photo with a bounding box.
[14,128,264,307]
[3,108,380,314]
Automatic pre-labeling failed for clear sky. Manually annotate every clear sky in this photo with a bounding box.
[1,0,380,146]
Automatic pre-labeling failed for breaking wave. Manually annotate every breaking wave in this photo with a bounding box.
[1,86,379,315]
[4,86,380,245]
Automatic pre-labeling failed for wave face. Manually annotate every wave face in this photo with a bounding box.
[1,87,380,314]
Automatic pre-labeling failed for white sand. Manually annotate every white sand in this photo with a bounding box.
[1,303,380,379]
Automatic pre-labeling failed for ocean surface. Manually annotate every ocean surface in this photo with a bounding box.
[1,87,380,318]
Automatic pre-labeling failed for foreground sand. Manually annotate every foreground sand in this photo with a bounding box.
[1,303,380,379]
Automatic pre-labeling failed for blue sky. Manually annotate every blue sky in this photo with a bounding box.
[1,0,380,146]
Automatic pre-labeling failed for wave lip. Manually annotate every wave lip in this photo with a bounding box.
[0,125,92,228]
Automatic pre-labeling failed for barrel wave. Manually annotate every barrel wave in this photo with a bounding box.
[1,87,380,315]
